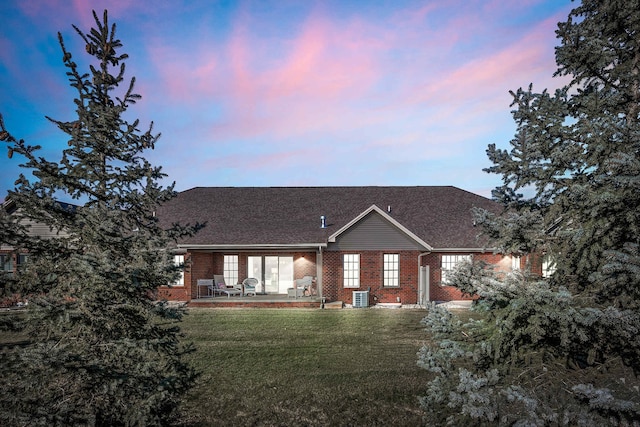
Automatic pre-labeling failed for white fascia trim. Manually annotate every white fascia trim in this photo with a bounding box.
[177,243,327,251]
[328,204,434,251]
[433,247,499,253]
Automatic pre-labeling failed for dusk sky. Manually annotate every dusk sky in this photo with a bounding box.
[1,0,573,201]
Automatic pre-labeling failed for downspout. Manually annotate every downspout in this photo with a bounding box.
[418,251,431,306]
[317,245,324,307]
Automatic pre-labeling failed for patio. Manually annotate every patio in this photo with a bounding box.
[188,293,324,308]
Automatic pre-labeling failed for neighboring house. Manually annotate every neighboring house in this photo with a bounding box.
[0,198,77,271]
[1,198,75,305]
[156,186,539,306]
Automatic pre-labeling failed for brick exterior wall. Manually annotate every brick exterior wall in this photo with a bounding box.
[322,250,421,305]
[526,253,543,275]
[321,251,341,303]
[158,249,546,304]
[158,251,210,301]
[294,253,317,278]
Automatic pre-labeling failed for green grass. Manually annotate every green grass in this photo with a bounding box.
[0,308,441,426]
[179,308,434,426]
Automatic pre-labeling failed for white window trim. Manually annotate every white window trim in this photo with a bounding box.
[173,255,185,286]
[383,253,399,287]
[224,255,239,286]
[542,255,556,278]
[441,254,472,285]
[511,255,521,271]
[343,254,360,288]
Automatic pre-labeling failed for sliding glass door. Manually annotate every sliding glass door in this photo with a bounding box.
[264,256,279,293]
[247,256,263,293]
[278,256,293,293]
[249,256,293,294]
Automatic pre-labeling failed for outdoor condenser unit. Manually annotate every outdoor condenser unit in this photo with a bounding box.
[352,291,369,308]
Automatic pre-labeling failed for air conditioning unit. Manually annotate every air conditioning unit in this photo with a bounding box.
[353,291,369,308]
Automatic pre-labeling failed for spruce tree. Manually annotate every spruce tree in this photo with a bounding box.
[0,10,201,426]
[418,1,640,424]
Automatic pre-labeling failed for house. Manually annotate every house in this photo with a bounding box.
[155,186,535,306]
[1,198,75,275]
[1,198,76,306]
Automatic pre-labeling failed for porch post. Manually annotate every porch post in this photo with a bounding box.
[419,265,430,306]
[418,252,431,306]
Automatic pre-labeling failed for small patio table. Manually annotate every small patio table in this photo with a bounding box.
[197,279,214,298]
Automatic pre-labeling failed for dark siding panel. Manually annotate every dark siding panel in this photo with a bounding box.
[328,212,422,251]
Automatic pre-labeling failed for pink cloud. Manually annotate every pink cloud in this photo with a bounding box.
[458,16,560,84]
[226,22,256,110]
[388,10,566,115]
[221,13,383,104]
[264,17,331,98]
[145,39,220,104]
[144,1,572,168]
[184,10,390,140]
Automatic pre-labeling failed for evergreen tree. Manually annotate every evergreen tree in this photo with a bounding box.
[0,10,201,426]
[418,1,640,424]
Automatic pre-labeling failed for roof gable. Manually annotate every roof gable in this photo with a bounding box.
[328,205,432,250]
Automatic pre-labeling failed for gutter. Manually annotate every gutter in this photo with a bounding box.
[178,243,328,251]
[432,247,497,253]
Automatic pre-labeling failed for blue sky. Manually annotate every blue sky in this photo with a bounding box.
[0,0,573,201]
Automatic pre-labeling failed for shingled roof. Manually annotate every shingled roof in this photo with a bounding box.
[155,186,501,250]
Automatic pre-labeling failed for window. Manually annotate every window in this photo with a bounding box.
[383,254,399,287]
[0,254,13,276]
[441,254,472,284]
[542,254,556,278]
[0,254,28,277]
[173,255,185,286]
[17,254,28,272]
[224,255,239,286]
[343,254,360,288]
[511,255,521,271]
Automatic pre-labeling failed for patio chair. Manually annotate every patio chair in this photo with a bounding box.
[212,274,242,298]
[242,278,259,296]
[288,276,314,298]
[295,276,314,296]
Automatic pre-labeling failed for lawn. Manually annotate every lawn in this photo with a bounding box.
[178,308,435,426]
[0,307,445,426]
